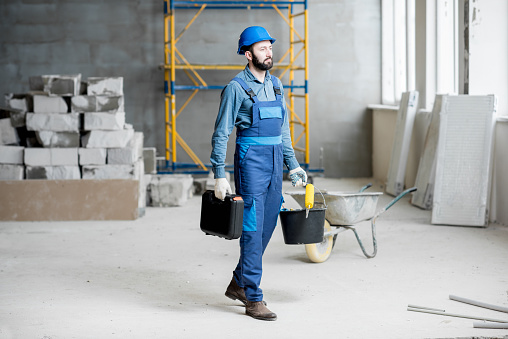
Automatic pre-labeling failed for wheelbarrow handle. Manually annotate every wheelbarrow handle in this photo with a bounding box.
[375,187,417,218]
[359,183,373,192]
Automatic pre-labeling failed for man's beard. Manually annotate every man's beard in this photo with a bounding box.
[252,53,273,71]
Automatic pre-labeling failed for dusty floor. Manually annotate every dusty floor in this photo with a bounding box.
[1,177,508,339]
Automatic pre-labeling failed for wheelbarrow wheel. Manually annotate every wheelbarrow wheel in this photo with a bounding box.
[305,220,333,263]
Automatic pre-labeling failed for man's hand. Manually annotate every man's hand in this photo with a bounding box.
[214,178,232,200]
[289,167,308,187]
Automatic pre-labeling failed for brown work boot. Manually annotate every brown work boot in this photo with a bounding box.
[245,301,277,321]
[225,278,248,305]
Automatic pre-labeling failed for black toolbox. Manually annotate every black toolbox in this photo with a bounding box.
[200,190,243,240]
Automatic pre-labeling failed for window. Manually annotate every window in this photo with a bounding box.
[382,0,458,109]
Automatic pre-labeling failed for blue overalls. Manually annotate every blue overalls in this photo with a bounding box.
[232,75,284,302]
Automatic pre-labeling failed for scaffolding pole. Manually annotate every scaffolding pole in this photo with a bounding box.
[162,0,310,173]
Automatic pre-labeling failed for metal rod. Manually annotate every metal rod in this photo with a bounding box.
[359,183,373,192]
[407,307,508,323]
[473,321,508,329]
[449,295,508,314]
[407,304,445,313]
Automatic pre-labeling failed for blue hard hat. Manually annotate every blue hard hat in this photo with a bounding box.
[237,26,276,55]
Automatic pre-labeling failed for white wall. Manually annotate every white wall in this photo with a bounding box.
[467,0,508,115]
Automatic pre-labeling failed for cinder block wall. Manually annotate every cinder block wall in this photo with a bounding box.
[0,0,381,178]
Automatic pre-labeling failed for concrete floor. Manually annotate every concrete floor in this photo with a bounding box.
[1,177,508,339]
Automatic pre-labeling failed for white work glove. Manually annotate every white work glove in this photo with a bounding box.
[289,167,308,187]
[214,178,232,201]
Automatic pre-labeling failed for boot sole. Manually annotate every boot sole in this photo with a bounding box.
[246,312,277,321]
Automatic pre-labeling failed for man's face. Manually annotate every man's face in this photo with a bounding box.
[249,40,273,71]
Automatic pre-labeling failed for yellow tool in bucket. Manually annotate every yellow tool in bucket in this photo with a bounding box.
[305,184,314,218]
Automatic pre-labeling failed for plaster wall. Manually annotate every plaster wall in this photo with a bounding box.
[0,0,381,178]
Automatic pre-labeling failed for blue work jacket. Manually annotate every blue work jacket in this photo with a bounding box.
[210,65,300,179]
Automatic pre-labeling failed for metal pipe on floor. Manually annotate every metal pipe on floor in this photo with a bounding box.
[449,294,508,314]
[407,304,445,313]
[473,321,508,329]
[407,307,508,323]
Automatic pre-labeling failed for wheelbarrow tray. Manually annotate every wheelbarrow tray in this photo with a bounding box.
[286,191,383,225]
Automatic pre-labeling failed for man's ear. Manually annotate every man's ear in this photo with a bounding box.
[245,50,253,61]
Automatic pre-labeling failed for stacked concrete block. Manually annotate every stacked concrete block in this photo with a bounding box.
[4,93,29,112]
[32,94,69,113]
[41,74,81,96]
[0,146,25,180]
[0,118,19,145]
[25,148,80,180]
[82,164,135,179]
[0,145,24,164]
[81,128,133,148]
[25,166,80,180]
[71,95,124,113]
[36,131,80,148]
[147,174,194,207]
[108,132,143,164]
[143,147,157,174]
[87,77,123,96]
[24,148,78,166]
[0,73,162,214]
[84,112,125,131]
[79,148,107,165]
[26,113,80,132]
[3,96,40,148]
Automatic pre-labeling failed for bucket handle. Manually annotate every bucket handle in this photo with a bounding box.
[284,185,327,209]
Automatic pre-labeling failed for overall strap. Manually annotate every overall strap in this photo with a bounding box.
[232,77,258,103]
[271,75,282,99]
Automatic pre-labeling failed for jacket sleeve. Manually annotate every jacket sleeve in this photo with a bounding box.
[279,78,300,171]
[210,82,242,178]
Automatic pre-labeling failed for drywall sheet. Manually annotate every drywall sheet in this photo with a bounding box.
[412,95,444,209]
[385,91,419,196]
[0,180,139,221]
[432,95,497,226]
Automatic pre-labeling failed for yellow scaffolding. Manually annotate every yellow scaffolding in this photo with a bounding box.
[163,0,309,173]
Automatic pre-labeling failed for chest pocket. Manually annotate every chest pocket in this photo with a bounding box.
[259,106,282,119]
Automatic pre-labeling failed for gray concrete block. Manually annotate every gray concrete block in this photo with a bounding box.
[29,76,44,91]
[42,74,81,96]
[143,147,156,174]
[0,146,24,164]
[107,132,143,164]
[0,118,19,145]
[26,165,81,180]
[33,95,68,113]
[82,164,135,179]
[84,112,125,131]
[147,174,193,207]
[10,111,26,128]
[5,93,28,112]
[36,131,80,148]
[0,106,26,128]
[96,95,124,113]
[25,148,78,166]
[71,95,124,113]
[26,112,80,132]
[79,148,107,165]
[0,164,24,180]
[71,95,96,113]
[135,159,146,209]
[87,77,123,96]
[193,178,207,195]
[81,129,133,148]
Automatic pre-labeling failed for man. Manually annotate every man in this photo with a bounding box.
[210,26,308,321]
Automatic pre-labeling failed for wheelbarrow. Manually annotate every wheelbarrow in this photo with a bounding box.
[284,184,417,263]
